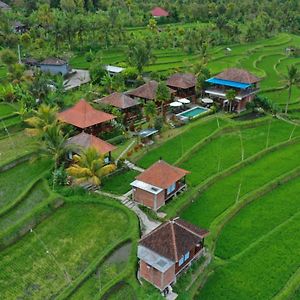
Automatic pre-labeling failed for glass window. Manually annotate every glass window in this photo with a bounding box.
[167,183,176,194]
[178,256,184,266]
[184,251,190,261]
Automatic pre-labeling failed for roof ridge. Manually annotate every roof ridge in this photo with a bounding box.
[170,221,178,261]
[139,221,170,242]
[174,220,203,238]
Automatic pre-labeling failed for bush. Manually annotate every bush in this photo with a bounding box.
[154,116,164,131]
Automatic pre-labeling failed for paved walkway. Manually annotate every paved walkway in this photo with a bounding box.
[116,140,135,163]
[95,190,160,235]
[125,160,144,172]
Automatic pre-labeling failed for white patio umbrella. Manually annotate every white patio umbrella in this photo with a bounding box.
[178,98,190,104]
[202,98,214,104]
[170,101,183,107]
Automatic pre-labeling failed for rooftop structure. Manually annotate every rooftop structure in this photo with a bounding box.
[66,132,116,156]
[58,99,115,129]
[167,73,196,99]
[105,65,125,75]
[0,1,10,10]
[131,160,189,210]
[138,218,209,291]
[40,58,70,76]
[151,7,169,17]
[95,92,139,110]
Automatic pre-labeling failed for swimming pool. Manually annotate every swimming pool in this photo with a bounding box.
[177,106,208,119]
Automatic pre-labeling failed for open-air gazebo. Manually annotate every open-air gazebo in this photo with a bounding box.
[58,99,115,134]
[95,92,141,124]
[66,132,116,162]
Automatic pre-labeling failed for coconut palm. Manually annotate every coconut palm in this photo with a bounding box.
[66,147,116,186]
[25,104,58,137]
[144,101,157,126]
[40,123,69,169]
[282,65,300,114]
[226,89,237,112]
[156,82,171,116]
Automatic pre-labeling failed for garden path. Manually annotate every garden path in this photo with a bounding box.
[124,160,145,172]
[95,190,160,235]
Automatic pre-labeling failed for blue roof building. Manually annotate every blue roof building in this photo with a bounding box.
[204,68,261,112]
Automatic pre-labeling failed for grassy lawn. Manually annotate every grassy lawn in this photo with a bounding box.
[197,212,300,300]
[0,180,50,234]
[0,159,52,214]
[0,103,16,118]
[0,199,131,299]
[180,119,300,186]
[0,131,36,166]
[107,283,137,300]
[137,117,228,169]
[180,140,300,228]
[102,169,139,195]
[215,174,300,259]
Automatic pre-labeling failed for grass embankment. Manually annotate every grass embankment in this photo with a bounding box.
[0,196,135,299]
[0,103,16,117]
[216,175,300,260]
[180,118,300,186]
[180,139,300,228]
[137,116,229,169]
[0,131,36,166]
[196,175,300,299]
[0,159,52,215]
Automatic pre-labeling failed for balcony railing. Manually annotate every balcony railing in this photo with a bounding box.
[165,183,187,201]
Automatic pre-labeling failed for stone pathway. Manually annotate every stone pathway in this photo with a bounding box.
[95,190,160,235]
[125,160,145,172]
[115,140,135,163]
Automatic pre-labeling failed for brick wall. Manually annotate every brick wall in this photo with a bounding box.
[140,260,175,290]
[133,188,166,210]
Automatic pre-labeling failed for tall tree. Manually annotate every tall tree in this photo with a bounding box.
[226,89,237,112]
[156,82,171,116]
[67,147,116,186]
[127,39,155,75]
[144,101,157,126]
[25,104,58,137]
[282,65,300,114]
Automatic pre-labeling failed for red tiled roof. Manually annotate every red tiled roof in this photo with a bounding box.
[95,92,139,109]
[66,132,116,155]
[151,7,169,17]
[58,99,115,128]
[215,68,261,84]
[136,160,189,189]
[167,73,196,89]
[139,218,209,261]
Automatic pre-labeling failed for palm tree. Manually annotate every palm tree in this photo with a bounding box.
[25,104,58,137]
[101,72,114,94]
[282,65,300,114]
[226,89,237,112]
[66,147,116,186]
[40,123,69,169]
[156,82,171,116]
[144,101,157,126]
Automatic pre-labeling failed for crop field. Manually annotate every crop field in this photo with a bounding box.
[0,131,36,166]
[137,116,229,169]
[71,33,300,106]
[0,103,16,118]
[0,159,52,214]
[180,118,300,185]
[181,139,300,227]
[0,199,133,299]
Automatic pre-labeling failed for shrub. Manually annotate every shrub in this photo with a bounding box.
[154,116,164,131]
[107,135,126,145]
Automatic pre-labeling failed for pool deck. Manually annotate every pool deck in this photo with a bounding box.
[176,105,208,119]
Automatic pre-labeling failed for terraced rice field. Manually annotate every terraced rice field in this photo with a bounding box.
[0,159,52,215]
[71,33,300,107]
[0,199,132,299]
[196,175,300,299]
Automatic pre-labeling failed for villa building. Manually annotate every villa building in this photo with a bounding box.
[66,132,116,162]
[167,73,196,100]
[205,68,261,112]
[40,58,71,76]
[58,99,115,134]
[95,92,140,124]
[138,218,209,292]
[131,160,189,210]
